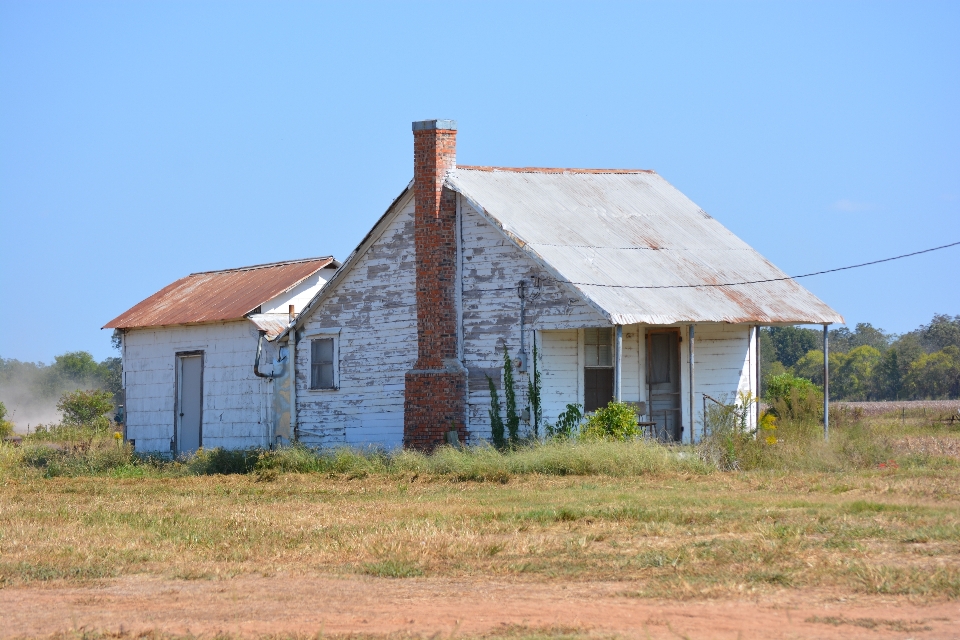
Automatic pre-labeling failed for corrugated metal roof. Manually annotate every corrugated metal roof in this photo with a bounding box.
[448,168,843,325]
[104,257,336,329]
[247,314,290,341]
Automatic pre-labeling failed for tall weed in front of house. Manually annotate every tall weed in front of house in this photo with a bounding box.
[6,437,139,478]
[4,399,957,480]
[694,386,940,472]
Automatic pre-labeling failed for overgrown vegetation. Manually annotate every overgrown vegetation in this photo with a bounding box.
[1,409,958,600]
[503,349,520,445]
[761,314,960,400]
[580,401,641,440]
[547,403,583,440]
[0,401,13,439]
[527,342,543,439]
[486,374,506,450]
[1,340,122,430]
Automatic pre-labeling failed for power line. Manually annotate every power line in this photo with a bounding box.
[565,240,960,290]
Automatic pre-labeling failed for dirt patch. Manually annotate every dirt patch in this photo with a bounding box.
[1,574,956,639]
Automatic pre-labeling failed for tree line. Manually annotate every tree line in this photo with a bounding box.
[0,350,121,429]
[760,313,960,400]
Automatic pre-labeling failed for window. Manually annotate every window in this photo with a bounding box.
[583,327,613,412]
[310,338,335,389]
[584,328,612,367]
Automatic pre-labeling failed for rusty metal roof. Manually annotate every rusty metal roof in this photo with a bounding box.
[247,314,290,341]
[447,168,843,325]
[104,257,337,329]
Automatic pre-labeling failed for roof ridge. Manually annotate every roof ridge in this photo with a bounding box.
[456,165,655,175]
[189,256,333,276]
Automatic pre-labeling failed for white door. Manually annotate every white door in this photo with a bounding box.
[176,353,203,454]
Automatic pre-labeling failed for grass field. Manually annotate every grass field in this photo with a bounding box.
[1,407,959,609]
[2,459,959,600]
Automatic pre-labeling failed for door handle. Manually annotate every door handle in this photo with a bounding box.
[179,413,184,417]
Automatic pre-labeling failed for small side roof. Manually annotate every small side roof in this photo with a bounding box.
[104,257,338,330]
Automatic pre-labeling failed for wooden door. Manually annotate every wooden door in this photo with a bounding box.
[176,353,203,454]
[646,330,681,442]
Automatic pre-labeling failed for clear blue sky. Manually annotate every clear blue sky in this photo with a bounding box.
[1,1,957,363]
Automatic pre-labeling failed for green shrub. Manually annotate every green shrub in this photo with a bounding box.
[0,401,13,439]
[580,401,640,440]
[185,447,260,475]
[56,389,114,431]
[547,403,583,439]
[765,373,823,420]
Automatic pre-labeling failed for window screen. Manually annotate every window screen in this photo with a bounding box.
[584,328,613,367]
[310,338,335,389]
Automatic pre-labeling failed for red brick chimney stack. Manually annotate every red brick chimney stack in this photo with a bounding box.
[404,119,466,449]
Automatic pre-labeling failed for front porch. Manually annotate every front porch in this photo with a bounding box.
[536,323,762,443]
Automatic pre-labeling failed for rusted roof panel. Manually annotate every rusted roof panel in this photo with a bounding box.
[104,257,336,329]
[247,314,290,341]
[447,168,843,325]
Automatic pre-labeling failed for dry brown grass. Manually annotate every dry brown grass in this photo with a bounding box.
[2,464,958,601]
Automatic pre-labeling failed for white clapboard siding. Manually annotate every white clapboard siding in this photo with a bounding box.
[460,197,609,440]
[672,323,755,441]
[294,197,417,447]
[123,320,273,452]
[693,324,754,426]
[539,329,579,425]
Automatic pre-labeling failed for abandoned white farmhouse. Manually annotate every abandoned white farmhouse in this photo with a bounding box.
[107,119,842,454]
[104,257,338,453]
[283,120,842,450]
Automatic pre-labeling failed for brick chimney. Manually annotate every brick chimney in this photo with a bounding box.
[404,119,467,449]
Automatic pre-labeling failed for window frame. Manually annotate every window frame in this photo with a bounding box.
[305,330,341,391]
[580,327,615,413]
[583,327,614,369]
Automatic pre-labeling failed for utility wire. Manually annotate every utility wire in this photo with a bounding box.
[564,240,960,290]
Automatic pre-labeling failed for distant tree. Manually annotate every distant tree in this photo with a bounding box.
[870,348,903,400]
[767,326,820,368]
[793,350,824,386]
[99,356,123,401]
[890,333,925,370]
[833,345,882,400]
[829,323,891,353]
[918,314,960,352]
[758,329,784,397]
[52,351,102,381]
[903,346,960,399]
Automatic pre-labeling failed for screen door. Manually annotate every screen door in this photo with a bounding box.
[176,353,203,454]
[647,330,681,442]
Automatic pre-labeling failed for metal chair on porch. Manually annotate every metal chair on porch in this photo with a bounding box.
[624,401,659,440]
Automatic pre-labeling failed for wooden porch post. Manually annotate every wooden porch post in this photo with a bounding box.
[614,325,623,402]
[688,324,695,444]
[823,323,830,441]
